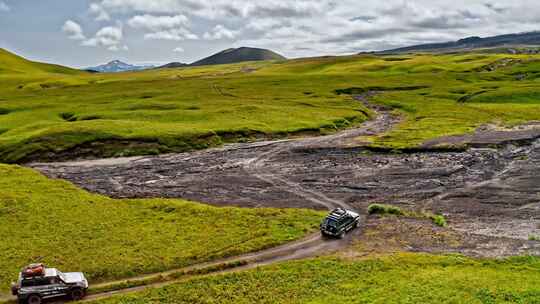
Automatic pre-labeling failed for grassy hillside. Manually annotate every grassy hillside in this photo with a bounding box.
[382,31,540,54]
[0,164,323,291]
[94,253,540,304]
[0,50,540,162]
[191,47,286,66]
[0,48,82,75]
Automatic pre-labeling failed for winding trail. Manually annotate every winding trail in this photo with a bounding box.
[242,97,398,212]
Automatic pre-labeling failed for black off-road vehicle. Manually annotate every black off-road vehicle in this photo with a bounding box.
[320,208,360,238]
[11,264,89,304]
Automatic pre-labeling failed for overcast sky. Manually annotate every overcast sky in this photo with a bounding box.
[1,0,540,68]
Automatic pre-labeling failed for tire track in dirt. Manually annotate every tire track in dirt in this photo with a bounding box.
[243,96,398,213]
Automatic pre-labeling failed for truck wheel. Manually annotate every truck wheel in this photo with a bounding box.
[70,288,85,300]
[338,231,345,239]
[27,295,42,304]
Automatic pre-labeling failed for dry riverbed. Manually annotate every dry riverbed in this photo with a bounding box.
[31,107,540,258]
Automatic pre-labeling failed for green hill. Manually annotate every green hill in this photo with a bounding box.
[191,47,286,66]
[0,48,83,75]
[0,164,322,291]
[381,31,540,54]
[0,50,540,163]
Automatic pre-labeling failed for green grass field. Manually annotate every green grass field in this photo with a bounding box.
[0,164,323,292]
[93,253,540,304]
[1,49,540,162]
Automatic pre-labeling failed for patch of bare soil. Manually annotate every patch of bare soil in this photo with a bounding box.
[343,216,537,259]
[30,100,540,258]
[421,122,540,149]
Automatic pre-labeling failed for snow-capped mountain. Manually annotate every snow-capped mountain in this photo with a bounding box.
[85,60,154,73]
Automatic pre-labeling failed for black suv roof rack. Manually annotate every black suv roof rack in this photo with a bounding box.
[326,208,348,220]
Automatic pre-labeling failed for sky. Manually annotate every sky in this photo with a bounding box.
[1,0,540,68]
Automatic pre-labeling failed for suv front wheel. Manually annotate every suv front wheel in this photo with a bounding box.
[70,288,86,301]
[26,294,42,304]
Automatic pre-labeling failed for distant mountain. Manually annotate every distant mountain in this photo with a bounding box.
[85,60,154,73]
[380,31,540,54]
[158,62,189,69]
[0,48,83,75]
[190,47,286,66]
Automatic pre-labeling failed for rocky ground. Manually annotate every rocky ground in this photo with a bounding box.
[31,104,540,258]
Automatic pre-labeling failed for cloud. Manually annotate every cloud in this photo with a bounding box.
[95,0,336,19]
[484,2,506,14]
[82,25,123,48]
[89,3,110,21]
[128,14,196,41]
[203,24,238,40]
[62,20,86,40]
[349,16,377,23]
[98,0,201,14]
[173,46,184,52]
[144,28,198,41]
[0,1,9,12]
[128,14,189,31]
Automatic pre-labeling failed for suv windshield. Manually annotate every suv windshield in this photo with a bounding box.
[57,271,66,282]
[324,218,337,227]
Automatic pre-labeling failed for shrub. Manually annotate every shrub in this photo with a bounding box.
[529,235,540,241]
[59,112,77,122]
[368,204,403,216]
[429,214,448,227]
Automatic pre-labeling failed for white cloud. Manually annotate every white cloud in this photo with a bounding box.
[62,20,86,40]
[96,0,330,19]
[128,14,196,41]
[173,46,184,52]
[203,24,238,40]
[89,3,110,21]
[0,1,9,12]
[144,28,197,41]
[82,25,123,47]
[128,14,189,31]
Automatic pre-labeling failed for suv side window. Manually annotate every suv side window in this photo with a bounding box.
[21,277,49,287]
[342,216,351,227]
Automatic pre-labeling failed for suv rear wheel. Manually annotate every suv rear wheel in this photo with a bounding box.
[70,288,85,300]
[26,294,42,304]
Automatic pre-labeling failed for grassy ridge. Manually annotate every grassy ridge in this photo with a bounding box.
[0,57,369,162]
[1,51,540,162]
[0,48,83,75]
[0,164,323,291]
[93,254,540,304]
